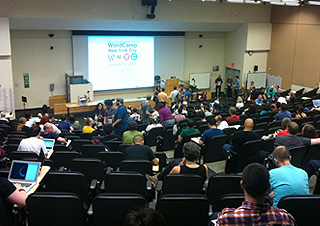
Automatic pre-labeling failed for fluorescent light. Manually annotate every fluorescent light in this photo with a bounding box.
[261,0,271,2]
[227,0,244,3]
[285,1,300,5]
[245,0,262,3]
[270,1,286,4]
[308,0,320,5]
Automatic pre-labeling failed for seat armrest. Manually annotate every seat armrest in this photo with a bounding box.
[99,180,105,191]
[89,179,98,190]
[156,180,163,192]
[146,180,152,191]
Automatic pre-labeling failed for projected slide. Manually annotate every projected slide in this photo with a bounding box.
[88,36,154,91]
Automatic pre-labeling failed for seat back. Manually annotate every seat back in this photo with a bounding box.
[118,143,132,153]
[5,144,19,154]
[158,129,176,151]
[137,124,148,132]
[217,194,245,212]
[174,132,201,158]
[204,134,228,163]
[288,146,308,168]
[119,160,153,175]
[80,132,93,139]
[8,151,39,161]
[262,137,275,153]
[7,137,23,145]
[254,122,268,132]
[70,158,105,184]
[103,172,147,196]
[198,124,209,134]
[145,127,164,146]
[96,151,124,170]
[81,144,105,158]
[53,143,69,151]
[277,195,320,226]
[161,174,204,195]
[71,139,91,152]
[154,152,167,172]
[268,120,282,129]
[26,192,86,226]
[92,193,146,226]
[104,140,122,151]
[43,171,89,204]
[156,194,209,226]
[50,151,81,169]
[207,174,243,212]
[237,140,263,172]
[229,119,242,126]
[301,144,320,168]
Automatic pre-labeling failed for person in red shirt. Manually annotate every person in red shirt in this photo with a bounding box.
[275,117,291,137]
[226,107,240,125]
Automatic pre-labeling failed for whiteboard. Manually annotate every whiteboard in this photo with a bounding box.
[247,72,267,89]
[189,73,211,90]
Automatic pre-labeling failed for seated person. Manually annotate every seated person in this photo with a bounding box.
[103,123,120,141]
[124,135,159,166]
[275,104,292,121]
[215,163,296,225]
[39,116,61,135]
[124,208,166,226]
[42,123,67,145]
[215,115,229,130]
[174,107,186,124]
[123,121,143,144]
[146,142,208,187]
[57,115,74,131]
[199,117,223,146]
[242,103,257,117]
[275,117,291,137]
[127,109,133,123]
[269,146,309,207]
[177,118,200,143]
[295,105,307,120]
[145,117,163,133]
[255,94,264,106]
[302,123,318,138]
[260,103,270,116]
[130,108,140,121]
[69,114,81,130]
[0,178,28,225]
[226,107,240,125]
[83,117,95,133]
[195,111,207,127]
[0,111,9,124]
[93,103,104,124]
[16,117,30,137]
[17,125,48,157]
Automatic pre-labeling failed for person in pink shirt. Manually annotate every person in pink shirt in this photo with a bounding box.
[174,107,186,124]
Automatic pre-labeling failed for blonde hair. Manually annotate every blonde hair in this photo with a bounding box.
[17,117,27,131]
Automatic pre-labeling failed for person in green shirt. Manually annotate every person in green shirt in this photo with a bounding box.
[266,85,276,102]
[122,121,143,144]
[178,119,200,143]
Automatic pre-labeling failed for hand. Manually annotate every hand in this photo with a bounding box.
[180,158,187,166]
[14,183,22,190]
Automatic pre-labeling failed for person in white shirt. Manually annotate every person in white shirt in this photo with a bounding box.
[170,86,180,105]
[17,125,48,157]
[24,112,35,128]
[145,117,163,133]
[130,108,140,121]
[215,115,229,130]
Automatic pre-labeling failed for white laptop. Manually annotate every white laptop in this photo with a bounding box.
[43,138,55,150]
[8,160,41,193]
[313,99,320,108]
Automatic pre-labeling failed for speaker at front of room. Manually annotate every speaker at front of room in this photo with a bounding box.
[254,65,258,72]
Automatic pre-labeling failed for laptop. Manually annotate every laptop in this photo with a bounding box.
[313,99,320,108]
[8,160,41,193]
[43,138,55,150]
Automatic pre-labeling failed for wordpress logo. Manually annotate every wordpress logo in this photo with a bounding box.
[131,53,138,60]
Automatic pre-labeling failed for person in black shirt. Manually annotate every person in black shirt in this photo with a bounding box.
[215,75,223,99]
[124,135,159,165]
[103,123,120,141]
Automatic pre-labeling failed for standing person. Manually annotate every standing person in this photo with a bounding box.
[140,96,152,125]
[266,85,276,102]
[215,75,223,99]
[153,86,160,105]
[170,86,179,106]
[178,85,185,104]
[226,75,233,99]
[269,146,309,207]
[158,88,168,105]
[158,103,174,127]
[200,91,207,102]
[185,88,191,103]
[103,99,117,125]
[112,98,128,138]
[234,75,240,102]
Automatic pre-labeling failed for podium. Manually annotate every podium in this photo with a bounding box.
[165,78,179,106]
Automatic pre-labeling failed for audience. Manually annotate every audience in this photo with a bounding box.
[140,96,152,125]
[130,108,140,121]
[242,103,257,117]
[124,208,166,226]
[269,146,309,207]
[43,123,67,145]
[145,117,162,133]
[93,103,104,123]
[57,115,74,131]
[275,117,291,137]
[123,121,143,144]
[17,125,48,157]
[275,104,292,121]
[124,135,159,165]
[199,117,223,146]
[112,98,129,138]
[177,119,200,143]
[83,117,95,133]
[17,117,30,137]
[103,123,120,141]
[174,107,186,124]
[69,114,81,130]
[226,107,239,124]
[260,103,270,116]
[158,87,168,104]
[158,103,174,127]
[215,163,296,225]
[255,94,264,106]
[295,105,306,120]
[302,123,318,138]
[103,99,117,125]
[215,115,229,130]
[170,86,179,105]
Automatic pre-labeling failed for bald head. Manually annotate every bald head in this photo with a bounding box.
[244,118,254,131]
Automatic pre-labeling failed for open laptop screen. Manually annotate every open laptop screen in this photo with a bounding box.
[43,139,55,150]
[313,99,320,108]
[8,161,40,182]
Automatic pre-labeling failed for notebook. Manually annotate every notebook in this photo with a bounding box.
[43,138,55,150]
[313,99,320,108]
[8,160,41,193]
